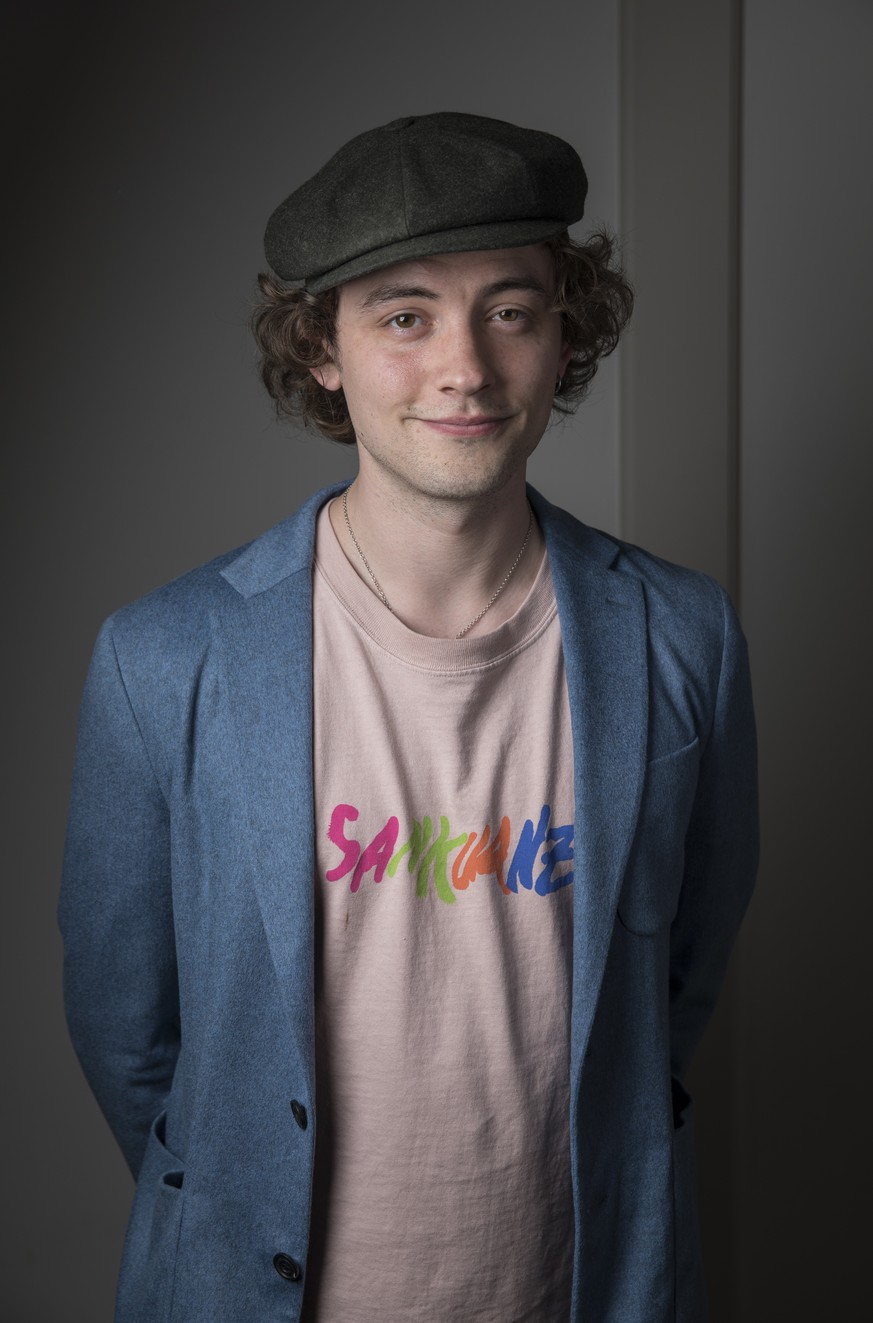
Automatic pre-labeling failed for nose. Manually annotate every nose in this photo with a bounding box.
[435,319,493,396]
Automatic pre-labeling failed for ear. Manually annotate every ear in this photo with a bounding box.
[310,362,343,391]
[557,342,573,378]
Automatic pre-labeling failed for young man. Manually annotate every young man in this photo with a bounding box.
[59,113,758,1322]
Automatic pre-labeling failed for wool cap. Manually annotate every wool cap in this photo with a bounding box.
[264,112,587,293]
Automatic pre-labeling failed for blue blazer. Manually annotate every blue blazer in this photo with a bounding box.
[59,483,758,1322]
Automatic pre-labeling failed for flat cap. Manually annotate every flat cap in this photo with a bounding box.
[264,112,587,292]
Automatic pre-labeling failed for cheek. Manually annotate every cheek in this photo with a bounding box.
[508,324,563,380]
[381,346,425,388]
[352,354,422,410]
[365,365,423,415]
[517,346,563,403]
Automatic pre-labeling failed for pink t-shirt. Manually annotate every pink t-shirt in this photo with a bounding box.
[303,502,576,1322]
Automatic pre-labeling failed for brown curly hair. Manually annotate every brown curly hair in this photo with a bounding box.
[251,229,633,444]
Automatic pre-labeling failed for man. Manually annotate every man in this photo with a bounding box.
[59,113,758,1322]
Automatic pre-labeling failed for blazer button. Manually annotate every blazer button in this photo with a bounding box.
[273,1253,302,1282]
[290,1100,308,1130]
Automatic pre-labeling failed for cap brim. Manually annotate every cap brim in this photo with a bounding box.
[304,218,570,293]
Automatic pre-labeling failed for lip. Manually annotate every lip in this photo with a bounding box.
[416,415,511,436]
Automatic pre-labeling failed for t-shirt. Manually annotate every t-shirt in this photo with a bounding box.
[302,501,576,1322]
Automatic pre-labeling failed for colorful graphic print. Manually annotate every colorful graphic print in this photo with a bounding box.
[326,803,574,905]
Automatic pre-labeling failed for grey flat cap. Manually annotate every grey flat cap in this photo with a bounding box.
[264,112,587,292]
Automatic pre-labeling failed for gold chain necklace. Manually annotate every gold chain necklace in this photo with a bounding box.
[341,488,534,639]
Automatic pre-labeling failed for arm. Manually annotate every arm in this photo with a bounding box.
[669,586,759,1080]
[58,618,180,1177]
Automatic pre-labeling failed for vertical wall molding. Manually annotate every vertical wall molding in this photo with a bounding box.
[619,0,740,595]
[619,4,742,1319]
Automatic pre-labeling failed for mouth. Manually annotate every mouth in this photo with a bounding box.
[415,414,511,437]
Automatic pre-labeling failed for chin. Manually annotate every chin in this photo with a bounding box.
[410,462,528,503]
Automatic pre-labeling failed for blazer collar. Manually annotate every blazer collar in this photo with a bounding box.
[220,481,349,598]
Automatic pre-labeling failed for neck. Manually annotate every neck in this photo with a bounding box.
[330,469,543,639]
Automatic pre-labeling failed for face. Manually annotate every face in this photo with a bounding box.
[315,245,572,505]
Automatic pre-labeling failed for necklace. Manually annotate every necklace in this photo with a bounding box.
[341,487,534,639]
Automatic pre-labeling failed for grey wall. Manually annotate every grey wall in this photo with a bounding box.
[736,2,873,1317]
[4,2,621,1319]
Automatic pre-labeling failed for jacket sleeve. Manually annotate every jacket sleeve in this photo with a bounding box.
[58,618,180,1178]
[669,585,759,1080]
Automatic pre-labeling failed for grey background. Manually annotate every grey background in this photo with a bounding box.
[3,1,871,1319]
[735,3,871,1316]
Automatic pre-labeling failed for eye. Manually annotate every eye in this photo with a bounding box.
[387,312,421,330]
[494,308,525,323]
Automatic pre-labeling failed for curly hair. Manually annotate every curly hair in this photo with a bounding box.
[251,229,633,444]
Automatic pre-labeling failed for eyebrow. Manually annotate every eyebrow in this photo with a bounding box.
[356,276,552,311]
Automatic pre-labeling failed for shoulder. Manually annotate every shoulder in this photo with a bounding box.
[534,488,733,623]
[101,483,342,656]
[610,533,732,638]
[533,490,743,719]
[533,492,752,754]
[90,483,343,722]
[609,535,741,691]
[107,541,247,638]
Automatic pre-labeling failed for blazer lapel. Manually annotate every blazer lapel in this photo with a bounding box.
[532,491,649,1087]
[214,484,347,1064]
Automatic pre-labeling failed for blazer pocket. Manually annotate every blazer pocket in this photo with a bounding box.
[617,738,700,935]
[116,1109,186,1320]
